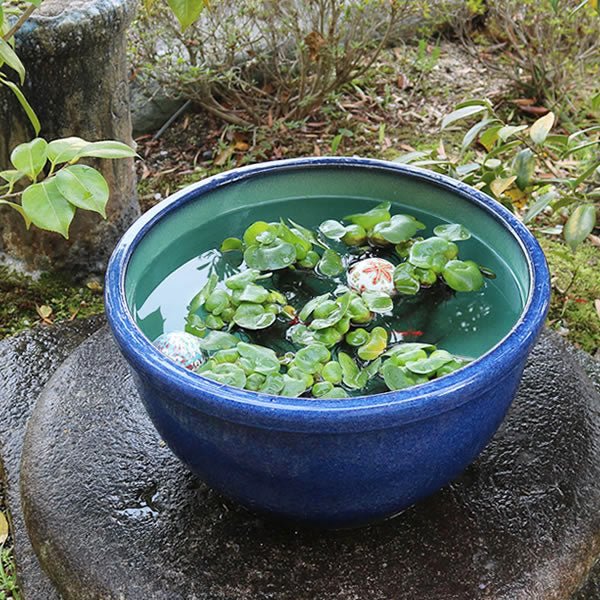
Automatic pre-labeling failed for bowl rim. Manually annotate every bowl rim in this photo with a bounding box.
[105,156,550,431]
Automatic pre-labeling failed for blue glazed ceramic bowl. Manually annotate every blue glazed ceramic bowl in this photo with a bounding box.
[105,157,550,527]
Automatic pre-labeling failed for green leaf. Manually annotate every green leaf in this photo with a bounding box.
[238,283,269,304]
[318,386,349,398]
[317,248,344,277]
[433,223,471,241]
[362,291,393,314]
[76,140,137,159]
[442,260,484,292]
[55,165,109,217]
[393,150,430,164]
[497,124,528,142]
[523,188,559,223]
[280,374,308,397]
[513,148,535,190]
[298,293,330,322]
[310,293,351,330]
[461,118,498,152]
[380,362,418,391]
[233,303,276,330]
[260,373,285,395]
[406,350,453,375]
[357,327,388,361]
[393,263,420,295]
[1,79,40,134]
[441,105,488,130]
[0,169,24,187]
[167,0,204,30]
[408,237,455,273]
[188,274,218,313]
[344,202,391,230]
[46,137,89,164]
[529,112,555,145]
[10,137,47,180]
[338,352,367,390]
[0,199,31,228]
[196,331,239,351]
[220,237,243,252]
[237,342,280,375]
[564,204,596,251]
[479,125,502,151]
[372,214,425,244]
[244,239,296,271]
[0,38,25,83]
[21,178,75,238]
[319,219,347,240]
[202,363,246,388]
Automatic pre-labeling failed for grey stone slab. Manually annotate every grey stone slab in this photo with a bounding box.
[18,327,600,600]
[0,316,105,600]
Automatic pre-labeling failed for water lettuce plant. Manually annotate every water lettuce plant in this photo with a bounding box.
[160,206,495,398]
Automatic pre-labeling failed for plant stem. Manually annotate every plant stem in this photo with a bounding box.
[3,4,37,42]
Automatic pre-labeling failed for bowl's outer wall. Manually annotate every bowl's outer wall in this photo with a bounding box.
[106,157,550,526]
[132,358,526,526]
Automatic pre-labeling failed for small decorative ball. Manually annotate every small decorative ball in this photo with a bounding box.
[153,331,205,370]
[347,258,396,295]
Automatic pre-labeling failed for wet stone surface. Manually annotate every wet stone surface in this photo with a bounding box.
[1,323,599,599]
[0,317,105,599]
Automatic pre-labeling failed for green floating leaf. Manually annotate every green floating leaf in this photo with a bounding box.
[239,283,270,304]
[294,344,331,373]
[77,140,137,160]
[442,260,484,292]
[196,331,239,351]
[47,137,89,164]
[317,248,344,277]
[372,214,425,244]
[299,293,331,322]
[344,202,391,231]
[202,363,246,388]
[362,291,393,314]
[280,374,308,397]
[278,221,312,259]
[244,239,296,271]
[380,362,416,390]
[406,350,453,375]
[338,352,367,389]
[188,274,217,312]
[318,386,349,399]
[409,237,457,273]
[237,342,280,375]
[10,137,47,180]
[393,263,420,295]
[260,373,285,395]
[55,165,109,217]
[357,327,388,361]
[243,221,271,245]
[21,178,75,238]
[225,269,262,290]
[319,219,348,240]
[233,303,276,330]
[564,204,596,251]
[310,293,351,330]
[341,224,367,246]
[321,361,343,384]
[433,223,471,241]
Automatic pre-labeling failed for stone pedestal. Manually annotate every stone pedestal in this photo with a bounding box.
[0,0,139,274]
[1,323,599,599]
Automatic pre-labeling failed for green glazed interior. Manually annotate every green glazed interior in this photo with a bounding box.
[125,165,530,360]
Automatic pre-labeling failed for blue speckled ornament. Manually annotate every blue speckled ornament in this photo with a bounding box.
[154,331,205,370]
